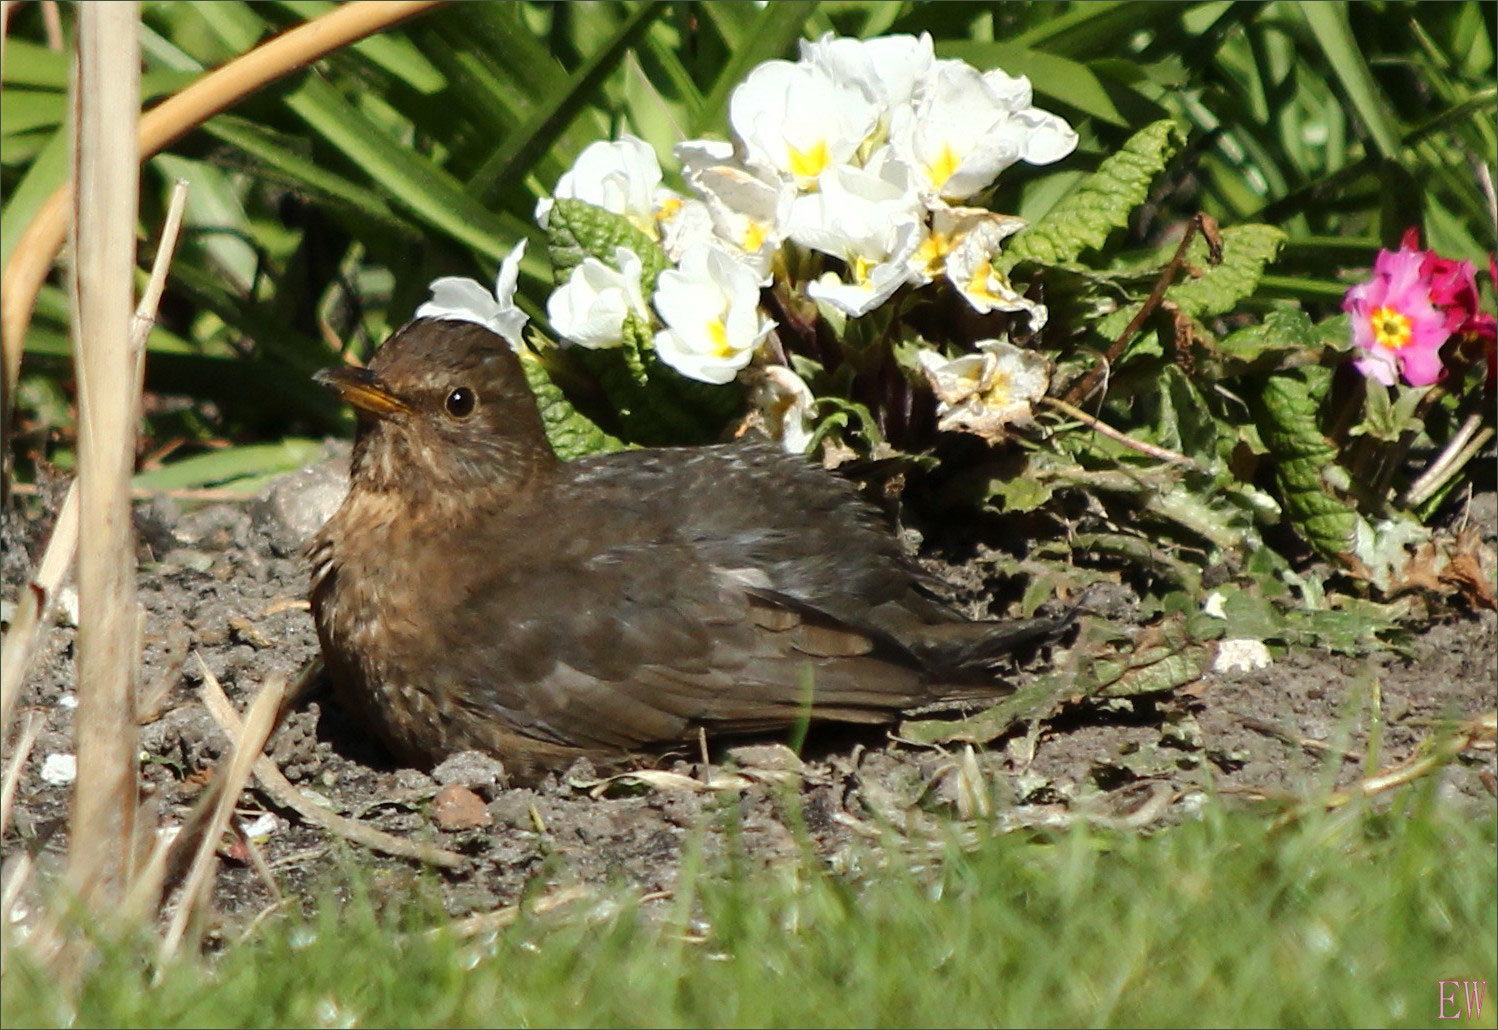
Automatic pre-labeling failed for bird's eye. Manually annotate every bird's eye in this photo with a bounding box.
[444,386,477,419]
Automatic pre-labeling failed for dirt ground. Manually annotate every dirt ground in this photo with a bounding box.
[3,450,1495,938]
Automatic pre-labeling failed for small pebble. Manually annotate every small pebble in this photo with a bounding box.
[40,754,77,785]
[432,784,492,831]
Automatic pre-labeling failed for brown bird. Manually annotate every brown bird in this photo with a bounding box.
[309,318,1060,782]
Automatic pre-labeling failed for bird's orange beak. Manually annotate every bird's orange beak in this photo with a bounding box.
[314,366,414,418]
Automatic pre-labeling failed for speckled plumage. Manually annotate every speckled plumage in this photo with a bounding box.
[309,318,1058,782]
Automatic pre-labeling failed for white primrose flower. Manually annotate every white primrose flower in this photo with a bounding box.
[656,195,717,262]
[916,339,1050,439]
[895,60,1078,202]
[747,364,817,455]
[728,60,879,189]
[685,162,797,283]
[535,134,675,238]
[416,239,529,348]
[653,244,775,385]
[789,157,927,317]
[907,205,1012,283]
[545,246,648,350]
[944,214,1047,330]
[981,67,1082,166]
[799,32,934,143]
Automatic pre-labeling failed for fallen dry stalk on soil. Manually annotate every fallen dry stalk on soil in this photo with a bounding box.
[198,656,467,871]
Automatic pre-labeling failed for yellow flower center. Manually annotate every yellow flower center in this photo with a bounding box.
[925,143,961,191]
[967,258,997,301]
[788,140,829,181]
[708,318,734,358]
[915,231,951,276]
[741,220,768,254]
[851,255,876,287]
[1370,306,1412,350]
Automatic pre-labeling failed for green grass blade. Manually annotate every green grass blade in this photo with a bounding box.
[467,0,672,206]
[1297,1,1403,160]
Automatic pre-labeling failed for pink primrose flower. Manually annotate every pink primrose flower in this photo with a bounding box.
[1343,240,1450,387]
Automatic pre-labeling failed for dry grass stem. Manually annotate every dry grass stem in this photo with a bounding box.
[0,482,79,733]
[439,884,595,939]
[0,178,188,740]
[159,668,289,963]
[1,712,44,837]
[65,1,144,915]
[197,655,467,871]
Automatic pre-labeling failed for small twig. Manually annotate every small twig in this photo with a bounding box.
[1062,213,1221,406]
[1,712,44,838]
[437,884,595,939]
[1402,414,1494,509]
[0,483,79,733]
[1321,711,1496,809]
[159,670,289,963]
[233,813,285,905]
[1237,715,1354,762]
[1039,396,1202,470]
[196,655,466,871]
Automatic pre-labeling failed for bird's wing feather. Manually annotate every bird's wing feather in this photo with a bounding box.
[440,540,935,752]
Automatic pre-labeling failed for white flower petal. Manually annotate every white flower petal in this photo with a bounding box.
[546,247,647,350]
[651,244,774,384]
[916,339,1050,440]
[729,60,878,188]
[748,364,817,454]
[415,240,531,349]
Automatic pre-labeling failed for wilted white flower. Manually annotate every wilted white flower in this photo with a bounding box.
[546,247,648,350]
[747,364,817,454]
[657,195,717,262]
[653,244,775,384]
[894,60,1077,202]
[944,214,1046,329]
[687,161,797,282]
[789,157,926,316]
[916,339,1050,440]
[536,135,676,237]
[908,206,1018,283]
[416,239,529,348]
[729,60,879,188]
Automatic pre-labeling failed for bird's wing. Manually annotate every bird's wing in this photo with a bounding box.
[440,541,937,753]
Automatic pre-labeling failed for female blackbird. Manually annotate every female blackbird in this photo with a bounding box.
[309,318,1057,781]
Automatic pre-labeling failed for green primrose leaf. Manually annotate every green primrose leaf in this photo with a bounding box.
[544,198,670,287]
[1253,368,1360,559]
[1000,119,1186,269]
[517,344,626,460]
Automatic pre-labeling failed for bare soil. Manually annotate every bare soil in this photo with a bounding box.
[3,454,1494,938]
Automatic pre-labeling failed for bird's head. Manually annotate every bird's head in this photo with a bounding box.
[315,318,558,497]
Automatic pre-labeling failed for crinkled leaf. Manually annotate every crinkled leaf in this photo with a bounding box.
[1096,223,1287,342]
[517,345,625,460]
[575,313,743,446]
[545,197,670,287]
[1215,308,1325,375]
[1001,119,1185,268]
[1166,223,1286,319]
[1253,368,1359,559]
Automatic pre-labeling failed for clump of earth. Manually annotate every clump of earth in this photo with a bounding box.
[3,450,1494,936]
